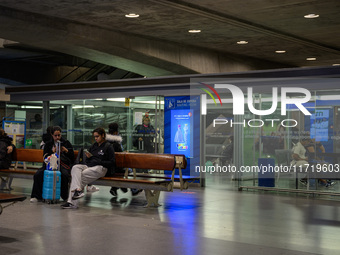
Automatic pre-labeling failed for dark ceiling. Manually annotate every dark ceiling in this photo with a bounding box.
[0,0,340,85]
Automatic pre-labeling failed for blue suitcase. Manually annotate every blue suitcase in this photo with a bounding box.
[42,170,61,204]
[42,142,61,204]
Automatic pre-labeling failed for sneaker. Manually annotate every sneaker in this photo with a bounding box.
[299,179,308,186]
[72,190,84,200]
[30,198,38,203]
[87,185,100,192]
[110,187,118,197]
[61,202,78,209]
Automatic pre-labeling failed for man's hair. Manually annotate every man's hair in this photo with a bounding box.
[93,127,106,138]
[143,116,150,122]
[108,123,119,134]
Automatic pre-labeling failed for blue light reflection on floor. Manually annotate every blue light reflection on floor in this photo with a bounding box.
[162,191,201,255]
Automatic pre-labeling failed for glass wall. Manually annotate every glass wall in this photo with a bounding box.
[202,83,340,196]
[5,96,164,154]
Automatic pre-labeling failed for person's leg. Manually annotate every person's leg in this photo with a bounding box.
[30,169,45,201]
[66,164,88,205]
[59,168,71,201]
[81,165,107,187]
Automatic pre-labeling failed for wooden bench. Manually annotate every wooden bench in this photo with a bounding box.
[0,193,26,214]
[0,148,192,207]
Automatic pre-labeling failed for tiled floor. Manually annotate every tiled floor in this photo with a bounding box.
[1,176,340,255]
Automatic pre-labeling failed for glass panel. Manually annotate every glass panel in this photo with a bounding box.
[47,97,164,156]
[5,101,44,149]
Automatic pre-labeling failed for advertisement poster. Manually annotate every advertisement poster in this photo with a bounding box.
[2,119,26,148]
[310,109,329,142]
[170,109,192,157]
[164,96,200,177]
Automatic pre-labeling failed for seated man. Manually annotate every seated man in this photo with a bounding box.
[0,128,15,169]
[61,127,115,209]
[291,137,310,185]
[304,139,335,187]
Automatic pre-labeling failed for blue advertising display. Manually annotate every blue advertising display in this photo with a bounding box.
[164,96,200,177]
[170,109,192,157]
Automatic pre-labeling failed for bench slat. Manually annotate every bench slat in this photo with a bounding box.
[130,173,198,181]
[116,152,176,170]
[0,193,27,203]
[13,149,44,163]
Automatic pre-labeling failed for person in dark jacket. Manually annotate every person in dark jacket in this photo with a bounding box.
[222,136,233,165]
[40,126,53,149]
[61,127,115,209]
[133,116,155,153]
[107,123,126,196]
[30,126,74,202]
[0,128,15,169]
[108,123,143,197]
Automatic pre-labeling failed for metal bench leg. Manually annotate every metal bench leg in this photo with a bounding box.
[0,176,13,190]
[144,190,161,207]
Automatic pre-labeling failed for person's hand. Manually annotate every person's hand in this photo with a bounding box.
[61,146,68,153]
[84,151,92,158]
[6,146,13,154]
[138,137,143,141]
[52,146,56,153]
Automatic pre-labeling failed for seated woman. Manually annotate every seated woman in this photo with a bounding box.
[61,127,115,209]
[30,126,74,202]
[0,128,15,169]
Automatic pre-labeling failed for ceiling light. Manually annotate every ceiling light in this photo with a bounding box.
[318,95,340,100]
[275,50,286,53]
[107,98,126,102]
[237,41,248,45]
[306,57,316,61]
[125,13,139,18]
[333,64,340,66]
[304,14,319,19]
[72,105,95,109]
[188,30,201,33]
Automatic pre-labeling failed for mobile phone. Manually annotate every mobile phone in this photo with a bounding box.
[84,149,92,156]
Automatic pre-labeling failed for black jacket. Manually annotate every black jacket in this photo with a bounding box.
[106,134,123,173]
[0,135,15,169]
[44,137,74,170]
[86,141,115,176]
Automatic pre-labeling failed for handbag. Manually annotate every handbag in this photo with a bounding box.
[74,148,86,165]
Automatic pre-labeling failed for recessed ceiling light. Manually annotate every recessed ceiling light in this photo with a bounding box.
[237,41,248,44]
[333,64,340,66]
[275,50,286,53]
[306,57,316,61]
[125,13,139,18]
[304,14,319,19]
[188,29,201,33]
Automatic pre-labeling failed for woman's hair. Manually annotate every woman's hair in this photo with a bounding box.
[93,127,106,138]
[46,126,54,134]
[108,123,119,134]
[0,128,6,137]
[52,126,62,134]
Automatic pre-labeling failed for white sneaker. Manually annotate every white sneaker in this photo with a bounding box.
[30,198,38,203]
[86,185,100,192]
